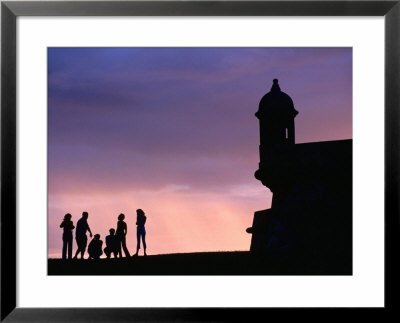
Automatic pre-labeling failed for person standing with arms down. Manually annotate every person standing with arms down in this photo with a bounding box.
[134,209,147,256]
[73,211,93,259]
[60,213,75,259]
[116,213,130,258]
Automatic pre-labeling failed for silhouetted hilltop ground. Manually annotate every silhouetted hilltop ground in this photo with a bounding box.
[48,250,351,275]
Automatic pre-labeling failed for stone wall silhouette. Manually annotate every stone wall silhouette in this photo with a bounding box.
[247,80,352,265]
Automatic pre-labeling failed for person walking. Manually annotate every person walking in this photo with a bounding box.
[73,211,93,259]
[116,213,130,258]
[60,213,75,259]
[134,209,147,256]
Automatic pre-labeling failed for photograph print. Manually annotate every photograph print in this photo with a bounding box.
[47,47,352,275]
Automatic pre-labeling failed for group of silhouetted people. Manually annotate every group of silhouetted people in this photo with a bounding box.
[59,209,147,260]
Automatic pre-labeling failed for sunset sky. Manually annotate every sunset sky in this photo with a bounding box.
[48,47,352,257]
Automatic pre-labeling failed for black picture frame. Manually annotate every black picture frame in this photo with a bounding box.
[1,0,399,321]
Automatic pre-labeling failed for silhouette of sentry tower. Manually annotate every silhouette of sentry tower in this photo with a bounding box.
[247,79,352,269]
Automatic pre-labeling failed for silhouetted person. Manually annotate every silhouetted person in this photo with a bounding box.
[104,228,119,258]
[73,211,93,259]
[134,209,147,256]
[60,213,75,259]
[88,234,103,259]
[116,213,130,258]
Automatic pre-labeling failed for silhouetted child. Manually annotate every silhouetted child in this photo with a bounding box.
[116,213,130,258]
[88,234,103,259]
[73,211,93,259]
[60,213,75,259]
[134,209,147,256]
[104,228,119,258]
